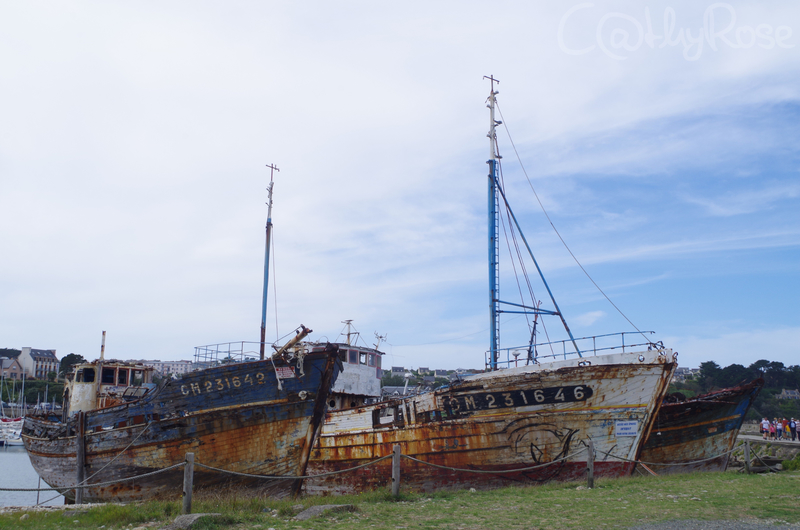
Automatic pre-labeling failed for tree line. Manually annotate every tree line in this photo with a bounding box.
[671,359,800,421]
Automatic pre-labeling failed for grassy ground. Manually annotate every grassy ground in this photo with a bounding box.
[2,470,799,530]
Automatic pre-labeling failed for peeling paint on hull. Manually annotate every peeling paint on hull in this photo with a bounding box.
[22,350,341,502]
[638,378,764,474]
[305,349,675,494]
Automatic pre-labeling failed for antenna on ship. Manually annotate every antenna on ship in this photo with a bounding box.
[374,332,387,350]
[260,164,279,361]
[341,320,357,346]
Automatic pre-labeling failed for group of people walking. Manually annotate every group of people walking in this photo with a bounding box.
[761,417,797,441]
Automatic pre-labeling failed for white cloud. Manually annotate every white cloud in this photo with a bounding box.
[0,1,798,371]
[574,311,606,327]
[682,183,800,216]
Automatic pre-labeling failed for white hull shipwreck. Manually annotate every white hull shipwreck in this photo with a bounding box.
[306,348,675,494]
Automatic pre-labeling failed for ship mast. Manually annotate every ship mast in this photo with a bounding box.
[483,78,582,367]
[485,76,501,371]
[260,164,279,360]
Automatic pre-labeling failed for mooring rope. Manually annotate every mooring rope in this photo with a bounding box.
[35,422,155,505]
[752,451,780,473]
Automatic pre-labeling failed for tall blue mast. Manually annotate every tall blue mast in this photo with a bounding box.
[485,76,501,371]
[484,78,582,368]
[260,164,279,360]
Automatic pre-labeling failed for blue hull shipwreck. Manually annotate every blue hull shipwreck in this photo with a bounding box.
[638,378,764,474]
[22,331,341,502]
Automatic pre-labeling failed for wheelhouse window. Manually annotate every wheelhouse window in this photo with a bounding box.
[348,350,358,364]
[368,354,375,367]
[102,368,116,384]
[78,368,96,383]
[360,352,367,365]
[117,368,129,386]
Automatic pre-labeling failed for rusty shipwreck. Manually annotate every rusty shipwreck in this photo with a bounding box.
[638,378,764,474]
[303,80,677,494]
[22,327,341,502]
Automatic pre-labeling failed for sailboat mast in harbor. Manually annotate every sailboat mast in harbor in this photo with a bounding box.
[260,164,279,360]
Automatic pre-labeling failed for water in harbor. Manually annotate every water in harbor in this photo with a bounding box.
[0,445,64,507]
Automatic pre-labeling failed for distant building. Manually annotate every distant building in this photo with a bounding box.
[1,357,23,380]
[391,366,405,374]
[417,367,430,374]
[381,385,431,397]
[434,369,449,377]
[139,360,194,376]
[19,347,59,379]
[672,367,698,382]
[777,389,800,400]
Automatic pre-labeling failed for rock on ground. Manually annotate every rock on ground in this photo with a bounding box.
[294,504,356,521]
[161,513,222,530]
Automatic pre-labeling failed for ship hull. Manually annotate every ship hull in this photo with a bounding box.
[23,350,341,502]
[638,378,763,474]
[305,349,675,494]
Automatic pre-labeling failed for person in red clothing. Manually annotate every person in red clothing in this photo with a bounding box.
[769,420,777,440]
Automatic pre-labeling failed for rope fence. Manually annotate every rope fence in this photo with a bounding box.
[595,446,738,467]
[195,454,395,480]
[0,462,186,493]
[3,439,773,513]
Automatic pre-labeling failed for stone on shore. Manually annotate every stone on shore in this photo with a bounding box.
[162,513,222,529]
[294,504,356,521]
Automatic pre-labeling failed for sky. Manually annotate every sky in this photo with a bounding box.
[1,1,798,372]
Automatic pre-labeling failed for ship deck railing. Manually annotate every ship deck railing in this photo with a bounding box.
[193,341,264,369]
[487,331,662,369]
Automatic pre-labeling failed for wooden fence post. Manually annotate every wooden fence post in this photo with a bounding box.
[744,441,751,474]
[182,453,195,515]
[587,440,595,489]
[391,445,401,497]
[75,411,85,505]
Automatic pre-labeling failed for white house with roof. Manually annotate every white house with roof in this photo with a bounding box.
[18,347,59,380]
[139,360,194,376]
[1,357,23,380]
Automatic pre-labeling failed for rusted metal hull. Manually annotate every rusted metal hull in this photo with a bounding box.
[638,378,764,474]
[22,349,341,502]
[305,349,676,494]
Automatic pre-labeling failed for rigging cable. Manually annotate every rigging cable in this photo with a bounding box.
[495,101,650,344]
[495,139,557,358]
